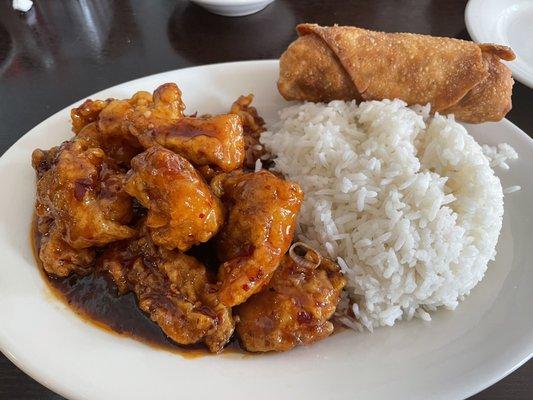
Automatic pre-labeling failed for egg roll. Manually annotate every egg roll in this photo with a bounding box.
[278,24,515,123]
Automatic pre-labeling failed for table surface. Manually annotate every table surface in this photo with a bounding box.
[0,0,532,399]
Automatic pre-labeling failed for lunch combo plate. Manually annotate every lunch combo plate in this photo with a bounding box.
[0,60,532,400]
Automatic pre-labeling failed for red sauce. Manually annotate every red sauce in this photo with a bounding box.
[31,208,343,357]
[151,117,227,143]
[164,119,220,138]
[31,218,241,358]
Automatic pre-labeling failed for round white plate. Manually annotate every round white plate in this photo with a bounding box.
[1,60,533,400]
[466,0,533,88]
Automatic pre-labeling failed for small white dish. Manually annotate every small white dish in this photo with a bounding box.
[190,0,275,17]
[466,0,533,88]
[0,60,533,400]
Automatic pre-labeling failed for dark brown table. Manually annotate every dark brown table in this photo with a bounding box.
[0,1,531,399]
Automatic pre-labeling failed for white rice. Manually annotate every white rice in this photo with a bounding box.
[260,99,517,331]
[482,143,518,170]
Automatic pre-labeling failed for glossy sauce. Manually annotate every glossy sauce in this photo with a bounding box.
[165,118,220,138]
[32,218,344,357]
[157,116,235,140]
[32,219,241,357]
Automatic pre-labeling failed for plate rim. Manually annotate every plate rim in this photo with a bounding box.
[1,59,533,400]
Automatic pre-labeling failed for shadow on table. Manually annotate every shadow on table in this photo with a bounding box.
[166,1,295,65]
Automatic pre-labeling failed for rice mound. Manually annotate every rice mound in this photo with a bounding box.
[260,99,505,331]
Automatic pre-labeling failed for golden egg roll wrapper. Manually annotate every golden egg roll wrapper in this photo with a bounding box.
[278,24,515,123]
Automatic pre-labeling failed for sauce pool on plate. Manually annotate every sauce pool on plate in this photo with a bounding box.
[31,218,242,358]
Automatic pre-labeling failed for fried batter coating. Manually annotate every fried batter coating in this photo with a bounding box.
[127,83,244,172]
[124,146,224,251]
[212,170,303,307]
[71,99,111,134]
[136,114,245,172]
[229,94,268,169]
[76,120,142,167]
[32,146,61,179]
[71,84,185,165]
[122,84,185,136]
[39,222,96,277]
[92,91,153,165]
[230,94,265,135]
[236,247,346,352]
[72,84,246,172]
[32,140,135,249]
[100,230,234,352]
[279,24,515,123]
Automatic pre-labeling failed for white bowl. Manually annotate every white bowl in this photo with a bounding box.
[190,0,275,17]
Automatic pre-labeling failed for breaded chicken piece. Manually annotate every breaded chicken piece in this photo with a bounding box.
[136,114,244,172]
[211,170,303,307]
[100,228,234,352]
[124,146,224,251]
[32,140,135,250]
[236,245,346,352]
[38,222,96,277]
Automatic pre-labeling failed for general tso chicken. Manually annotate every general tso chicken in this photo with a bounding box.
[31,83,346,354]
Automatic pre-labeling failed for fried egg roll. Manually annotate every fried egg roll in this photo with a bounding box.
[278,24,515,123]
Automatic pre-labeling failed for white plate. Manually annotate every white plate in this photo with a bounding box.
[1,60,533,400]
[466,0,533,88]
